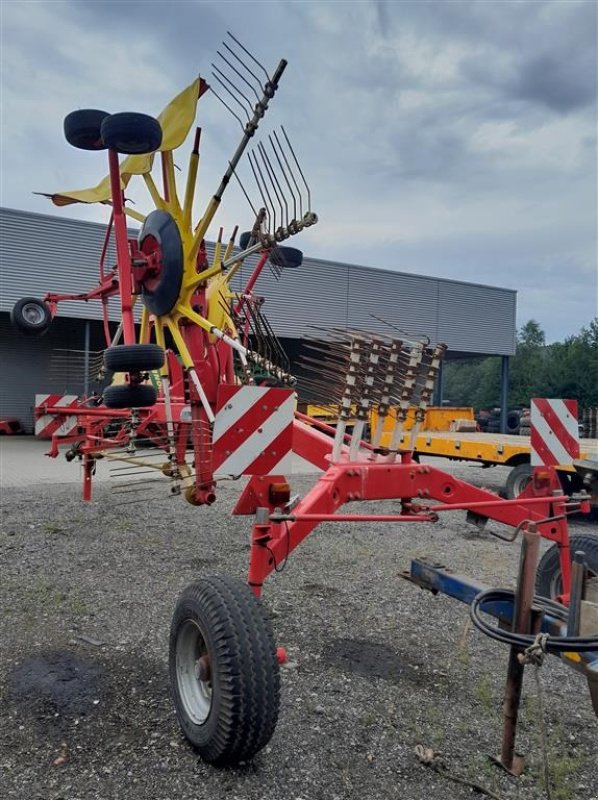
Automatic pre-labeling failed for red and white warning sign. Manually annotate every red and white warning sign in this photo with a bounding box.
[212,385,295,476]
[530,398,579,466]
[35,394,80,438]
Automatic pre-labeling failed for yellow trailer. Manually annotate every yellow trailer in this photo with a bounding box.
[374,410,598,500]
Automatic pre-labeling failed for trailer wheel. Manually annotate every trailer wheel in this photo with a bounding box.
[536,534,598,598]
[64,109,109,150]
[104,344,165,373]
[270,246,303,269]
[138,210,184,316]
[100,112,162,155]
[505,463,532,499]
[10,297,52,337]
[103,384,157,409]
[169,576,280,766]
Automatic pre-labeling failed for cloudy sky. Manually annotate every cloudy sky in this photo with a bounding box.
[1,0,596,342]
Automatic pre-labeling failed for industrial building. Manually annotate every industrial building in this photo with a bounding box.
[0,206,516,431]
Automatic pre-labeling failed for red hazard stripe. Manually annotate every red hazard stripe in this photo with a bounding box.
[532,398,579,458]
[35,394,64,418]
[530,428,559,466]
[213,388,284,451]
[240,422,293,475]
[39,413,78,439]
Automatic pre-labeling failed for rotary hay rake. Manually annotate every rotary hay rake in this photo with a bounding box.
[12,34,598,771]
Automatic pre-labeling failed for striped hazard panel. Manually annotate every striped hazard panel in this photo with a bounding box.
[530,398,580,467]
[212,386,295,476]
[35,394,80,438]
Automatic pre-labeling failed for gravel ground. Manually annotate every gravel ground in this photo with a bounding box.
[1,461,597,800]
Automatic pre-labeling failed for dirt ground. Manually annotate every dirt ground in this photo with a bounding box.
[1,459,597,800]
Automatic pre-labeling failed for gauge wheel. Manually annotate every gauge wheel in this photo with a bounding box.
[103,383,157,409]
[270,246,303,269]
[138,210,184,316]
[536,533,598,598]
[104,344,165,373]
[505,463,532,499]
[10,297,52,337]
[169,575,280,766]
[64,109,110,150]
[100,112,162,155]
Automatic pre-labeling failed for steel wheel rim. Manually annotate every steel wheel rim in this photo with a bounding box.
[22,303,45,325]
[176,619,213,725]
[514,474,532,496]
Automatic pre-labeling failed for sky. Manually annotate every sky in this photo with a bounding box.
[1,0,596,343]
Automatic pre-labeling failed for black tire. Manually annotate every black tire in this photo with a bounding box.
[138,210,184,315]
[536,534,598,598]
[169,576,280,766]
[64,109,109,150]
[10,297,52,337]
[239,231,253,250]
[103,383,157,409]
[270,246,303,269]
[506,410,521,435]
[100,112,162,155]
[487,420,501,433]
[104,344,165,373]
[505,463,532,499]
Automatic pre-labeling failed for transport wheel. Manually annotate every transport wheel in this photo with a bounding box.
[536,533,598,598]
[505,463,532,499]
[270,245,303,269]
[169,575,280,766]
[64,109,109,150]
[104,344,165,373]
[103,383,157,409]
[10,297,52,337]
[100,112,162,155]
[138,210,184,315]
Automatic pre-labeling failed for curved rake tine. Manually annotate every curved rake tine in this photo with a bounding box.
[247,151,273,233]
[211,68,251,122]
[209,86,245,131]
[258,142,285,231]
[219,46,262,104]
[272,130,298,222]
[230,162,259,217]
[281,125,311,214]
[227,31,270,83]
[268,134,291,228]
[260,140,287,229]
[251,148,276,233]
[211,62,254,117]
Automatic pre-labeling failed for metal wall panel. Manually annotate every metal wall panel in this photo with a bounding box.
[1,207,516,356]
[0,313,109,432]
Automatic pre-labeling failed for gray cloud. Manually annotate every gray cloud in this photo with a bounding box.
[1,0,595,342]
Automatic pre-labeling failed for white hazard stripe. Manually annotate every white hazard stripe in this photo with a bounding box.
[530,399,579,467]
[35,394,80,437]
[212,387,273,443]
[549,398,579,441]
[216,392,295,475]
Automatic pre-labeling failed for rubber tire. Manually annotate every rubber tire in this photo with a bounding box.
[64,109,109,150]
[100,112,162,155]
[103,384,157,409]
[10,297,52,337]
[506,410,521,435]
[536,534,598,598]
[270,246,303,269]
[104,344,165,373]
[239,231,253,250]
[169,576,280,766]
[138,210,184,316]
[505,463,532,499]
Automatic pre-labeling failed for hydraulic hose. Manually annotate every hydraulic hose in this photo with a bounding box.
[470,588,598,653]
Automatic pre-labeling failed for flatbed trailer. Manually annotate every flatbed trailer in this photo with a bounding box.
[383,428,598,498]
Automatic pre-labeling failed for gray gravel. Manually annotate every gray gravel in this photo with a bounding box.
[1,461,597,800]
